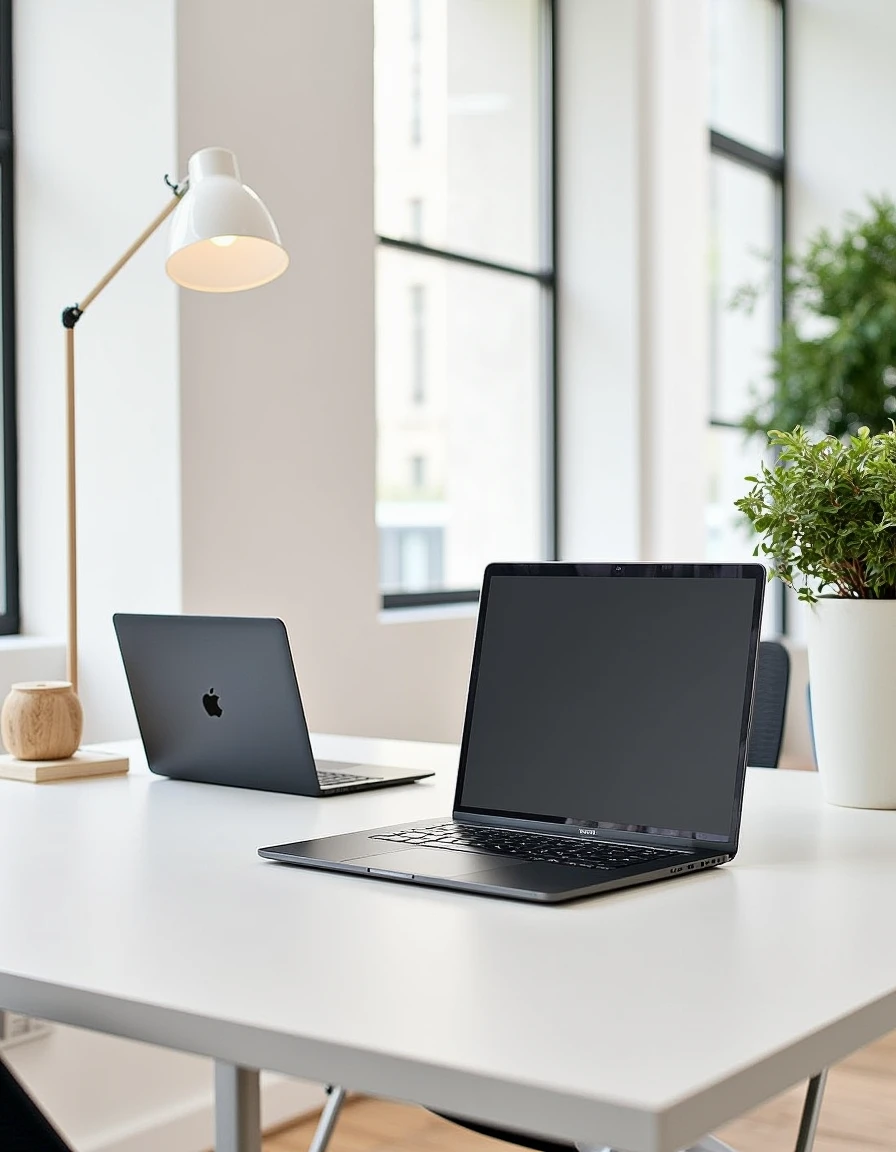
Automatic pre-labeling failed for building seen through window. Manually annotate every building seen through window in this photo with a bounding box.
[374,0,553,606]
[706,0,784,582]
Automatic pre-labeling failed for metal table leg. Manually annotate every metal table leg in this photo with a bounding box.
[305,1069,828,1152]
[598,1068,830,1152]
[309,1086,348,1152]
[215,1061,261,1152]
[794,1071,828,1152]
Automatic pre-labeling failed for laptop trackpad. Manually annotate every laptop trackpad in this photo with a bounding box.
[343,849,496,879]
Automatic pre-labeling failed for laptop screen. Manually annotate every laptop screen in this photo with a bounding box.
[455,564,764,845]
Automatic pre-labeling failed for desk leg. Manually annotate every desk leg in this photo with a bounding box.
[215,1062,261,1152]
[595,1069,830,1152]
[794,1070,828,1152]
[308,1086,348,1152]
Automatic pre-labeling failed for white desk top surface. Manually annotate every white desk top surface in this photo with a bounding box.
[0,736,894,1152]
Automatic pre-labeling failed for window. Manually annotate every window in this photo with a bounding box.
[408,197,424,241]
[707,0,784,627]
[375,0,555,607]
[409,0,422,147]
[409,284,426,403]
[379,526,445,596]
[0,0,18,634]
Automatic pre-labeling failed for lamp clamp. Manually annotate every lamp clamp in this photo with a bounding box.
[164,173,189,197]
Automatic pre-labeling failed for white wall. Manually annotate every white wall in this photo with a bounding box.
[16,0,182,743]
[788,0,896,248]
[557,0,709,561]
[637,0,709,559]
[0,638,65,726]
[11,3,320,1148]
[557,0,643,558]
[176,0,476,745]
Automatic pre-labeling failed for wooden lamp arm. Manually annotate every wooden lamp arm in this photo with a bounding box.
[61,178,186,693]
[62,180,186,328]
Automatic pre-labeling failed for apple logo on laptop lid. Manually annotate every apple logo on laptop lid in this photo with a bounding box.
[202,689,223,718]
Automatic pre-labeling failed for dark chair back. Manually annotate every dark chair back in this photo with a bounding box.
[0,1057,73,1152]
[746,640,790,769]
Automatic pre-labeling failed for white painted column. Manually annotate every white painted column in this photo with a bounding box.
[556,0,709,562]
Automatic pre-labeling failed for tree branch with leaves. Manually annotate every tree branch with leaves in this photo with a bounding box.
[736,196,896,438]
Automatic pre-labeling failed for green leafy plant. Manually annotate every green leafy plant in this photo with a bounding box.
[735,426,896,601]
[737,196,896,438]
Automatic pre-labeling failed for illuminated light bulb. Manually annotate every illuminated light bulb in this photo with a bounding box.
[167,148,289,291]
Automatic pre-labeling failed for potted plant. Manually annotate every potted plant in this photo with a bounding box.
[737,196,896,438]
[736,425,896,807]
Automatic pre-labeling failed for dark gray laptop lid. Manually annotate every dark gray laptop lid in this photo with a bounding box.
[452,562,765,853]
[113,614,321,793]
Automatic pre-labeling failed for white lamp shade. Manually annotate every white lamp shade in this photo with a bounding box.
[166,147,289,292]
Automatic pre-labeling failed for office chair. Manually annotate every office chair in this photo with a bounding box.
[0,1056,74,1152]
[746,640,790,769]
[307,642,829,1152]
[806,683,817,768]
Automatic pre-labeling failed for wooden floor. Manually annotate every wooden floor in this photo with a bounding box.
[264,1029,896,1152]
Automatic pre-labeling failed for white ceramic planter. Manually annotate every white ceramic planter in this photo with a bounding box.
[807,598,896,808]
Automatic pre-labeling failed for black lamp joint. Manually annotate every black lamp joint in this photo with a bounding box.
[62,305,82,329]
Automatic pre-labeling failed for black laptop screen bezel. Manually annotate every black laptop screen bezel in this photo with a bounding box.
[451,561,766,854]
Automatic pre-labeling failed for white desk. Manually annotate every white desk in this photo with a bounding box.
[0,736,895,1152]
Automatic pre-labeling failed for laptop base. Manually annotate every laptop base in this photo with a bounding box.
[260,819,729,903]
[315,761,432,795]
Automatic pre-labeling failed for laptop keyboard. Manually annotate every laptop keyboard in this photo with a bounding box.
[318,770,380,788]
[372,822,682,870]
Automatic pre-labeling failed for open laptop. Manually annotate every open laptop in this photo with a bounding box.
[113,614,433,795]
[259,562,765,902]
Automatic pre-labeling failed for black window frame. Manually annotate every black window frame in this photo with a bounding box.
[377,0,557,611]
[0,0,19,635]
[708,0,786,632]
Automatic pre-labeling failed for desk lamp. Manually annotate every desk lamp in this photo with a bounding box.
[0,147,288,781]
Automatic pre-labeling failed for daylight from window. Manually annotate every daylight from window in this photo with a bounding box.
[706,0,783,569]
[374,0,550,601]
